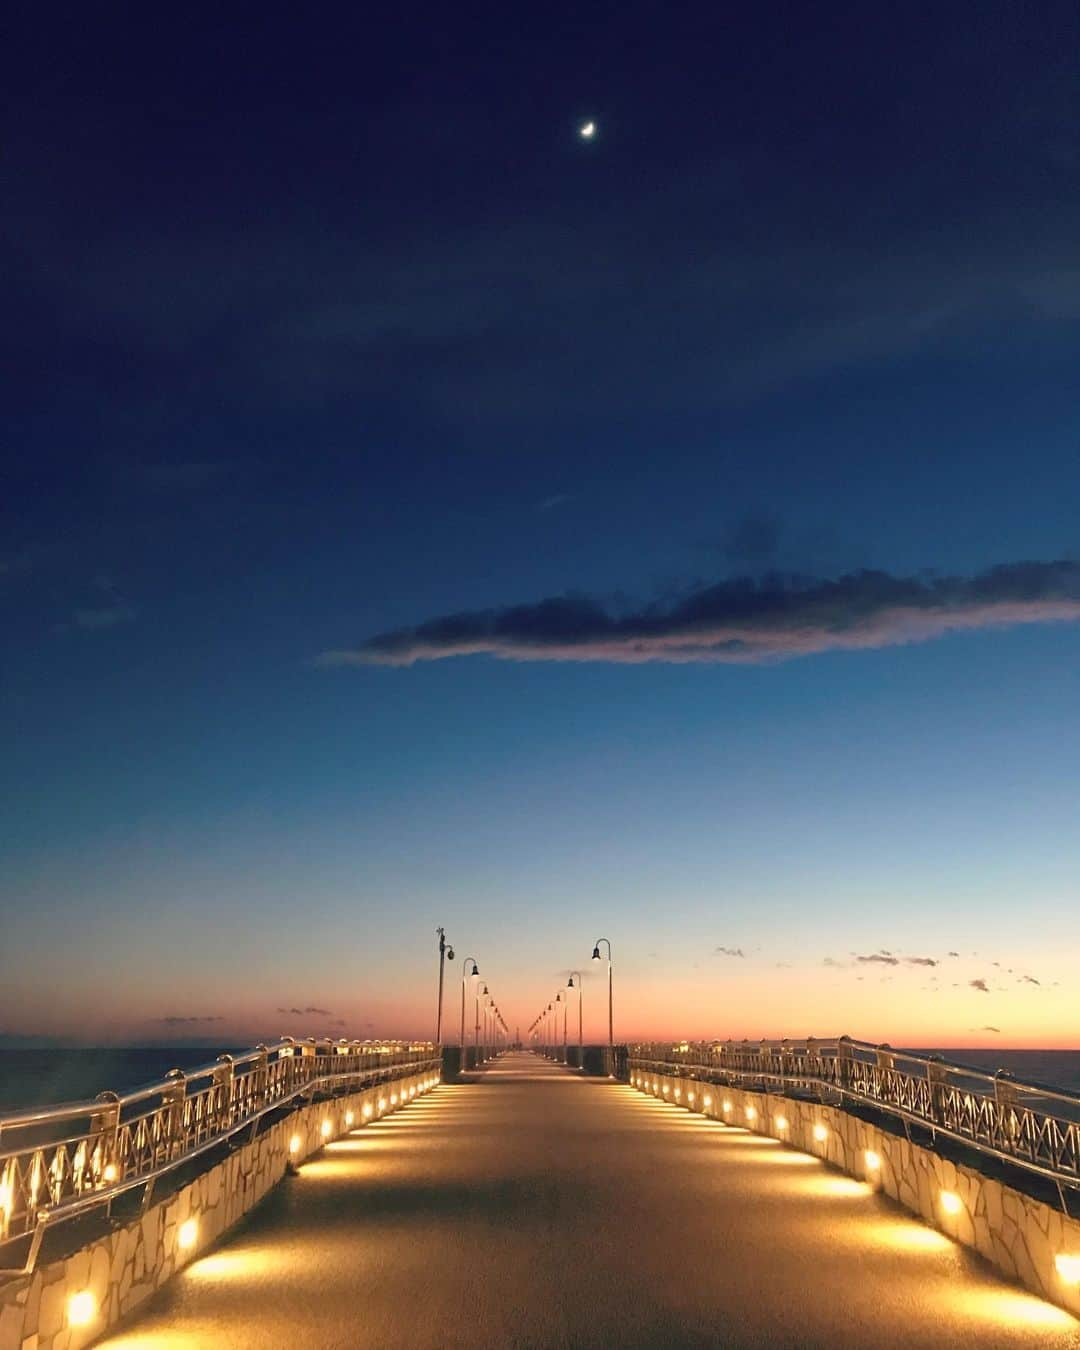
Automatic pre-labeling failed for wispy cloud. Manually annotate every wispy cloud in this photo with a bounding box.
[322,559,1080,668]
[73,603,136,630]
[856,953,900,967]
[1019,975,1041,986]
[153,1014,224,1025]
[905,956,938,968]
[715,946,746,958]
[970,978,990,994]
[971,1025,1001,1034]
[277,1005,333,1017]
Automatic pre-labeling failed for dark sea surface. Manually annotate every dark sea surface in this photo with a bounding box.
[1,1045,1078,1113]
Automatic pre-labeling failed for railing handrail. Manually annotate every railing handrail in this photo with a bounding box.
[0,1038,435,1128]
[627,1035,1080,1201]
[635,1037,1080,1108]
[0,1037,440,1265]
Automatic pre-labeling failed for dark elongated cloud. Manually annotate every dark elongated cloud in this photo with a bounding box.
[715,946,746,958]
[970,978,990,993]
[856,953,900,966]
[905,956,938,967]
[323,560,1080,668]
[277,1005,333,1017]
[153,1014,223,1025]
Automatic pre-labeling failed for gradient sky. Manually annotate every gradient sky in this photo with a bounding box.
[2,2,1079,1049]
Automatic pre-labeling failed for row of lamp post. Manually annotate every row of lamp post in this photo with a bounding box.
[527,937,613,1063]
[434,928,508,1067]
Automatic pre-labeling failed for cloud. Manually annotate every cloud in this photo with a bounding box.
[140,461,234,491]
[720,514,781,566]
[715,946,746,958]
[1019,975,1041,986]
[322,559,1080,668]
[153,1015,224,1025]
[822,957,845,968]
[905,956,938,967]
[856,953,900,966]
[970,978,990,993]
[947,951,960,958]
[277,1005,333,1017]
[73,603,136,630]
[971,1026,1001,1034]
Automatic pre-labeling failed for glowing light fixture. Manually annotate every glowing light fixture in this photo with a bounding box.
[1056,1254,1080,1282]
[662,1085,669,1096]
[0,1181,11,1212]
[362,1103,373,1120]
[940,1189,962,1216]
[178,1218,198,1251]
[103,1163,118,1183]
[745,1106,756,1121]
[320,1119,332,1139]
[378,1098,387,1112]
[67,1291,96,1328]
[390,1093,398,1105]
[813,1124,828,1143]
[864,1150,881,1172]
[345,1111,354,1127]
[775,1115,788,1131]
[723,1100,732,1114]
[703,1095,713,1109]
[688,1092,695,1104]
[289,1134,301,1154]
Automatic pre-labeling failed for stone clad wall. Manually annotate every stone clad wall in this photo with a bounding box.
[0,1067,438,1350]
[629,1067,1080,1319]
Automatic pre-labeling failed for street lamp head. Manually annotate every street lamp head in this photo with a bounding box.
[592,946,601,962]
[482,984,489,995]
[567,976,575,987]
[447,947,454,960]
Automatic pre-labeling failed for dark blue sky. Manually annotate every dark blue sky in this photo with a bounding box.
[2,1,1079,1044]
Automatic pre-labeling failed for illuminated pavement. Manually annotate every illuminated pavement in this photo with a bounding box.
[102,1053,1080,1349]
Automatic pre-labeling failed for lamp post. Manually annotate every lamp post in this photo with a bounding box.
[554,990,566,1056]
[568,972,583,1055]
[592,938,613,1050]
[435,927,454,1043]
[460,958,480,1057]
[477,983,489,1059]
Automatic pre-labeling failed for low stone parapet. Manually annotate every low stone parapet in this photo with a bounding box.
[0,1066,439,1350]
[628,1068,1080,1319]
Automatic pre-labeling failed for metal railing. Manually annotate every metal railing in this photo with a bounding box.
[0,1038,439,1268]
[628,1037,1080,1207]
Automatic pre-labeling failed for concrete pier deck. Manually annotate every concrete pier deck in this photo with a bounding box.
[101,1052,1079,1348]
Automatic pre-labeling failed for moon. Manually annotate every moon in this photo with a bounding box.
[579,121,596,140]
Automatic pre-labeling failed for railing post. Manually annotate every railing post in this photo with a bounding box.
[837,1036,854,1095]
[875,1043,895,1106]
[253,1044,270,1112]
[92,1091,121,1188]
[994,1069,1019,1147]
[214,1055,235,1132]
[927,1055,947,1127]
[163,1070,187,1160]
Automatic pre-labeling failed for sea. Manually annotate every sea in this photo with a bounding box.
[0,1045,1078,1113]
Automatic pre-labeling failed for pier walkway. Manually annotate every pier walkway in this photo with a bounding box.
[97,1052,1078,1349]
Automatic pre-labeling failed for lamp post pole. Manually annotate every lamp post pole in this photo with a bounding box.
[460,958,479,1061]
[477,983,488,1060]
[592,938,613,1051]
[568,972,583,1055]
[435,927,454,1043]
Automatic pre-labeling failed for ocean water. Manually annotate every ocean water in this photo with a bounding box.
[1,1045,1077,1113]
[0,1047,244,1113]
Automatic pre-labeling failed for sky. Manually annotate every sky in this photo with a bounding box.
[2,1,1079,1049]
